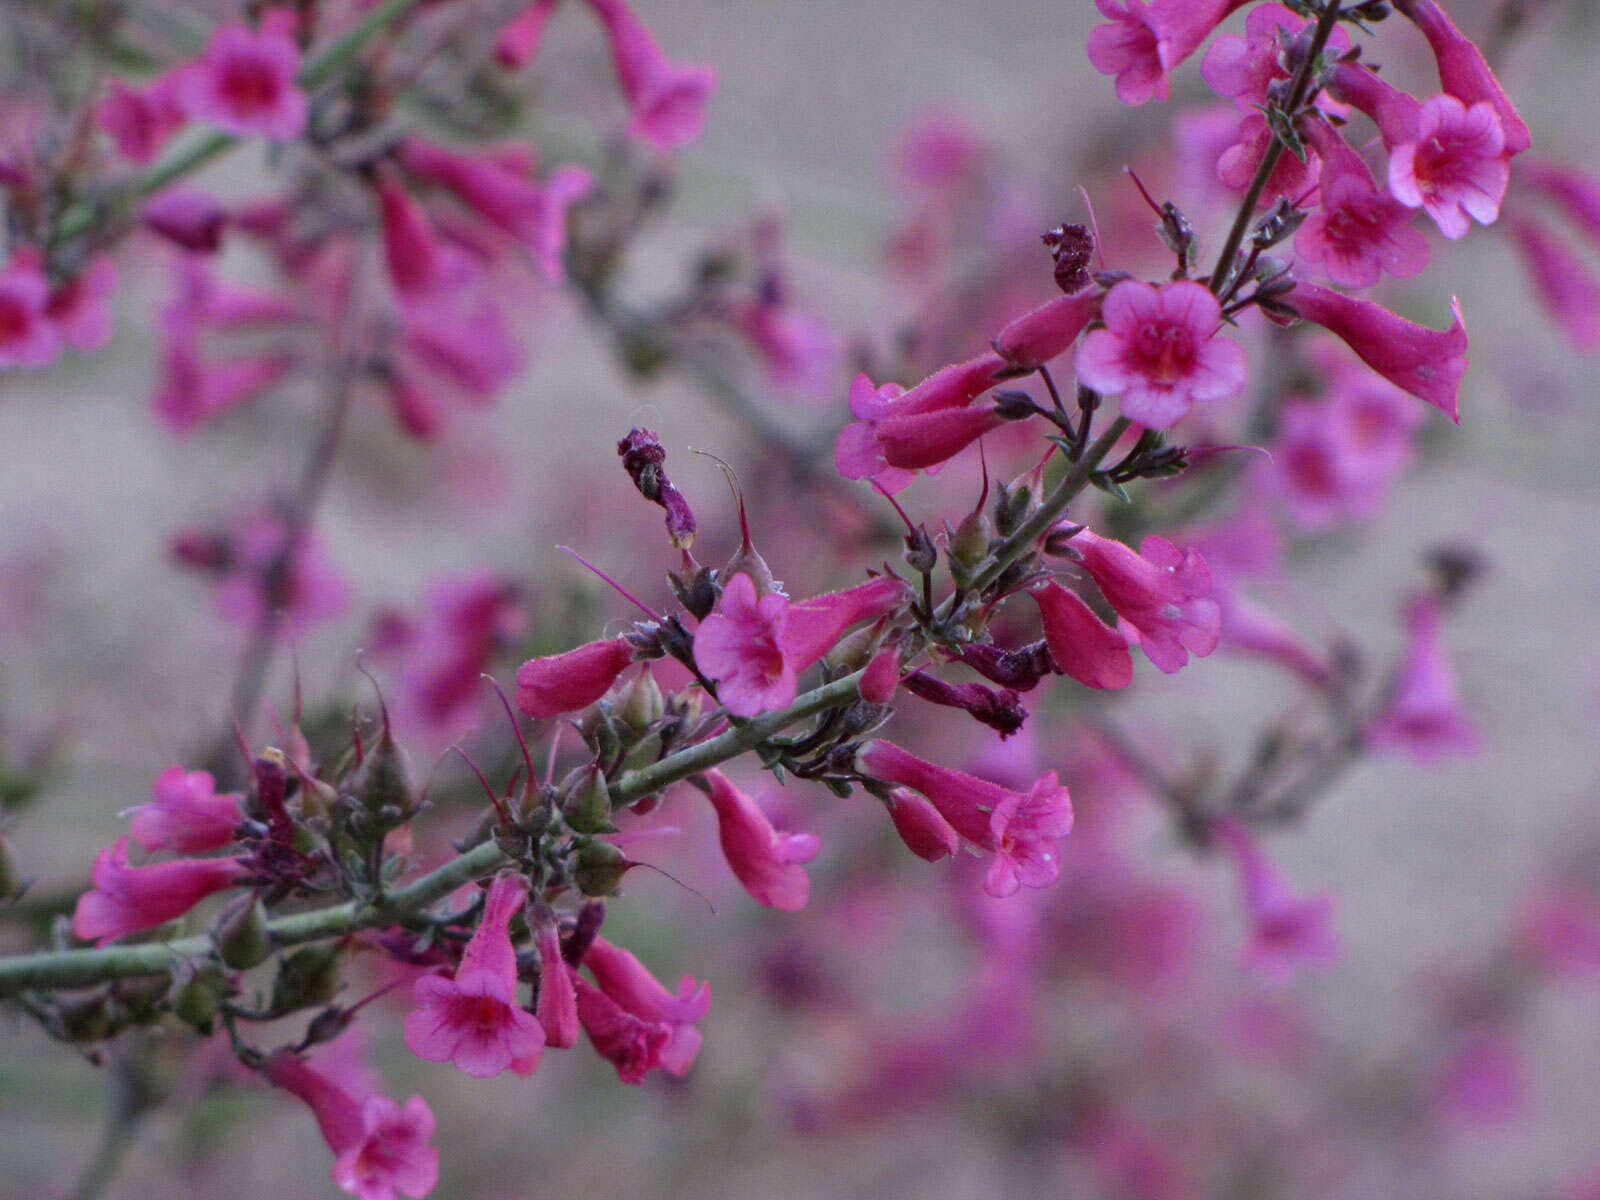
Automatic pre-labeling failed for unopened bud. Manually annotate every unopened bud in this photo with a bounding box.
[573,840,629,897]
[353,729,414,824]
[212,896,272,970]
[168,961,227,1029]
[617,730,664,775]
[615,670,664,731]
[270,942,341,1014]
[669,566,719,621]
[303,1005,356,1048]
[947,508,994,576]
[560,764,615,835]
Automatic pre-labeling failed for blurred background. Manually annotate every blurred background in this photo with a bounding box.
[2,0,1600,1196]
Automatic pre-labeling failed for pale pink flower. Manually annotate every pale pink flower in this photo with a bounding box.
[1366,595,1480,761]
[174,16,308,141]
[0,257,62,369]
[264,1050,439,1200]
[1428,1025,1529,1130]
[1069,528,1220,674]
[1030,581,1133,690]
[1388,95,1509,240]
[1087,0,1249,107]
[1217,592,1333,687]
[569,968,672,1083]
[495,0,561,69]
[693,572,793,717]
[583,936,708,1075]
[1287,282,1467,422]
[699,770,819,910]
[1506,212,1600,351]
[165,254,299,333]
[586,0,716,149]
[1297,119,1430,288]
[124,765,244,855]
[1211,816,1339,978]
[1518,159,1600,241]
[403,874,545,1078]
[515,637,634,718]
[44,257,118,352]
[1514,878,1600,981]
[1395,0,1531,156]
[97,74,186,164]
[1265,398,1389,530]
[1074,280,1247,428]
[72,836,247,945]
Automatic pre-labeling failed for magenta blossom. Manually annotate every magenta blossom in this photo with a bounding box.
[1030,581,1133,691]
[142,188,229,254]
[1297,119,1430,289]
[699,770,819,910]
[855,740,1073,898]
[377,175,447,298]
[1287,282,1467,422]
[1087,0,1249,106]
[515,637,634,718]
[174,14,308,142]
[1389,95,1509,240]
[1366,594,1480,762]
[72,836,247,945]
[264,1051,439,1200]
[886,788,961,863]
[836,356,1006,490]
[1216,112,1321,204]
[570,968,672,1084]
[533,918,579,1049]
[1074,280,1247,428]
[97,73,186,164]
[586,0,716,149]
[1211,816,1339,978]
[1328,61,1421,150]
[495,0,561,69]
[45,257,118,353]
[0,256,62,369]
[1395,0,1531,157]
[583,936,708,1075]
[124,765,244,855]
[1202,4,1349,112]
[1069,528,1220,674]
[153,337,297,432]
[992,291,1101,370]
[403,874,545,1078]
[1518,159,1600,241]
[1506,212,1600,351]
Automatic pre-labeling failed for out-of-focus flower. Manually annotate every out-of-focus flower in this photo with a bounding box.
[174,13,309,141]
[0,256,63,369]
[1367,594,1480,761]
[495,0,561,69]
[1298,118,1430,289]
[1212,817,1339,978]
[98,74,187,163]
[123,765,244,855]
[586,0,716,149]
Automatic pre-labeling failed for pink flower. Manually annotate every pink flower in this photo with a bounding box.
[0,257,62,369]
[783,575,909,670]
[1216,112,1321,204]
[693,572,793,717]
[855,740,1073,898]
[1366,595,1480,761]
[515,637,634,718]
[495,0,561,69]
[153,338,296,432]
[1265,397,1404,530]
[1328,61,1422,150]
[1395,0,1531,157]
[264,1051,439,1200]
[1211,816,1339,978]
[885,788,960,862]
[44,257,118,352]
[582,936,708,1075]
[124,765,244,855]
[1506,212,1600,351]
[1074,280,1247,428]
[1518,159,1600,241]
[1388,95,1509,240]
[1297,119,1430,289]
[586,0,716,149]
[395,288,522,404]
[1031,581,1133,690]
[569,968,672,1084]
[377,175,446,298]
[1287,282,1467,422]
[699,770,819,910]
[992,291,1101,370]
[1217,593,1332,687]
[403,874,545,1078]
[143,188,229,254]
[165,254,299,333]
[1201,4,1348,111]
[835,356,1006,489]
[174,16,308,142]
[534,918,579,1048]
[72,836,246,945]
[1515,878,1600,981]
[1428,1025,1529,1130]
[1069,528,1220,674]
[207,509,352,636]
[1087,0,1249,107]
[97,74,186,164]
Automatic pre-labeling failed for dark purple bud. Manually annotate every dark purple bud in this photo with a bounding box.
[1042,222,1095,294]
[951,640,1054,692]
[901,671,1027,738]
[562,899,605,964]
[617,428,697,549]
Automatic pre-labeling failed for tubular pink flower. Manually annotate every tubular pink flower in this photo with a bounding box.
[694,572,794,717]
[1216,112,1322,205]
[1287,282,1467,422]
[583,936,708,1075]
[586,0,716,149]
[1366,595,1480,762]
[886,788,960,862]
[1211,817,1338,978]
[855,740,1073,897]
[875,405,1008,471]
[1070,529,1220,674]
[97,74,186,164]
[1217,593,1333,687]
[1518,159,1600,241]
[570,968,672,1084]
[515,637,634,718]
[534,919,579,1049]
[125,765,244,854]
[142,188,228,254]
[1201,4,1348,111]
[396,290,521,403]
[699,770,818,910]
[1388,95,1508,240]
[835,357,1006,487]
[0,257,62,369]
[174,18,308,142]
[1297,119,1430,289]
[859,646,902,703]
[1506,212,1600,351]
[1030,581,1133,691]
[403,874,545,1078]
[1074,280,1247,429]
[71,836,246,945]
[1394,0,1531,157]
[166,255,299,333]
[495,0,561,69]
[377,176,446,298]
[783,576,910,671]
[992,292,1102,369]
[153,338,296,432]
[1087,0,1250,107]
[45,257,118,352]
[265,1051,439,1200]
[1327,62,1421,150]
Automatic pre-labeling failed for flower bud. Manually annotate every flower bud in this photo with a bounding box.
[574,841,629,897]
[615,669,664,731]
[212,895,271,970]
[168,960,227,1029]
[270,942,341,1014]
[947,507,995,581]
[887,789,961,862]
[351,727,415,826]
[560,764,616,835]
[617,729,665,774]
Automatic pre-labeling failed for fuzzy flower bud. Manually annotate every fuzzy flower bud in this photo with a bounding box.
[515,638,635,718]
